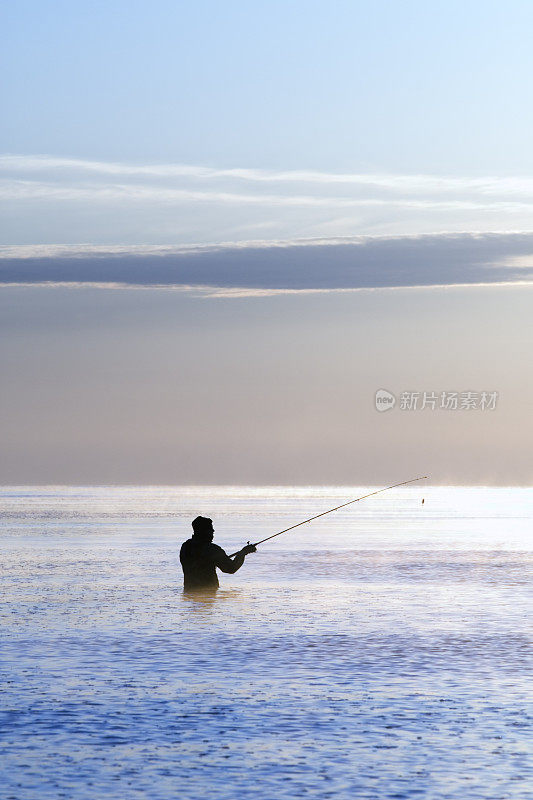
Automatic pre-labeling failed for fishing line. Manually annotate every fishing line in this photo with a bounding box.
[229,475,427,556]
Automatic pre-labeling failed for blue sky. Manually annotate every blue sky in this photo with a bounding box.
[1,2,532,484]
[3,1,533,247]
[3,0,533,173]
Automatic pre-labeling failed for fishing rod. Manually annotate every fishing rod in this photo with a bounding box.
[229,475,427,557]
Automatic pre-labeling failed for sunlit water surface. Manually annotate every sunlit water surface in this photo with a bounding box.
[1,486,532,799]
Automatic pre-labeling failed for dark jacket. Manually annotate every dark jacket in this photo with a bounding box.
[180,538,245,590]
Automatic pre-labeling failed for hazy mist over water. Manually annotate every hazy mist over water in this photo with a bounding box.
[1,284,532,486]
[1,485,531,799]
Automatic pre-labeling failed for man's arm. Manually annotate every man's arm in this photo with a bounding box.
[212,543,256,574]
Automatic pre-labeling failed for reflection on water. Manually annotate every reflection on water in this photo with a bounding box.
[181,588,242,617]
[1,486,532,800]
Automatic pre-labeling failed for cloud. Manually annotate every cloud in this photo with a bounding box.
[3,179,533,213]
[2,233,533,292]
[3,154,533,199]
[4,154,533,244]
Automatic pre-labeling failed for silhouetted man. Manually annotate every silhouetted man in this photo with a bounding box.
[180,516,256,591]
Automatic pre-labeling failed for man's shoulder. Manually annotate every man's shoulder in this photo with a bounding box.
[209,543,227,556]
[180,538,196,558]
[180,540,226,556]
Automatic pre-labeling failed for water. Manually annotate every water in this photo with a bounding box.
[1,485,531,799]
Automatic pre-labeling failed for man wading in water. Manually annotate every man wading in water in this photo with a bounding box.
[180,516,256,591]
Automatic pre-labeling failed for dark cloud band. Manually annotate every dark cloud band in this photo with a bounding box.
[1,233,533,290]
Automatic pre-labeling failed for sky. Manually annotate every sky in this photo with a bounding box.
[1,1,533,485]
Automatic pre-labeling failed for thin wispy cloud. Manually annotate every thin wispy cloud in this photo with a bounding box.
[3,155,533,245]
[2,233,533,293]
[5,154,533,245]
[4,178,532,212]
[3,154,533,198]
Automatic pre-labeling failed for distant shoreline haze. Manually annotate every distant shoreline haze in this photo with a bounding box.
[1,281,531,487]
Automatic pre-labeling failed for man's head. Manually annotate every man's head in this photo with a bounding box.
[191,516,214,542]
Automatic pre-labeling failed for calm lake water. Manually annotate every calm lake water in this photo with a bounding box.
[1,485,532,799]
